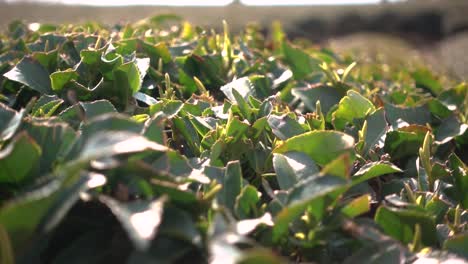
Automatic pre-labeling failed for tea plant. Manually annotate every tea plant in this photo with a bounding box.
[0,16,467,263]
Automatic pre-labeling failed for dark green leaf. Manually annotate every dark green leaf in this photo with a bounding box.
[292,85,344,114]
[384,102,431,127]
[267,114,306,140]
[273,152,319,190]
[218,161,243,212]
[3,57,52,94]
[32,97,63,118]
[0,103,24,142]
[272,175,347,241]
[235,185,260,219]
[0,132,41,185]
[151,150,192,178]
[384,130,425,160]
[412,68,443,95]
[80,100,117,119]
[343,240,407,264]
[363,108,387,155]
[142,113,166,145]
[375,206,438,246]
[448,154,468,208]
[282,42,320,80]
[22,120,77,174]
[0,171,94,254]
[435,115,468,144]
[443,233,468,258]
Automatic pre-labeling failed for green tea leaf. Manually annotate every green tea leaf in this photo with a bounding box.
[282,42,320,80]
[273,151,319,190]
[341,194,370,218]
[218,161,243,212]
[80,100,117,119]
[0,224,14,264]
[114,61,142,95]
[274,130,355,166]
[448,154,468,208]
[0,191,57,255]
[50,69,79,92]
[232,89,252,121]
[292,85,344,114]
[0,132,41,185]
[384,130,426,160]
[80,131,167,162]
[412,68,443,96]
[149,100,183,117]
[273,175,347,241]
[0,103,24,142]
[352,161,402,186]
[235,185,260,219]
[375,206,438,246]
[362,108,387,155]
[443,233,468,258]
[333,90,375,130]
[435,115,468,144]
[384,102,431,127]
[23,120,77,174]
[268,114,306,140]
[321,153,353,179]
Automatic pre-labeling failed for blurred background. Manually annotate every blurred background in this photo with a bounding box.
[0,0,467,79]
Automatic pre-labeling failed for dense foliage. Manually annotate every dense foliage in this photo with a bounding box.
[0,16,467,263]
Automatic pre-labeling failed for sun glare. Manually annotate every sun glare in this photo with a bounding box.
[130,210,160,239]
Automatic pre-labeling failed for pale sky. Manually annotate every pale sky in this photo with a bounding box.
[242,0,406,5]
[6,0,406,6]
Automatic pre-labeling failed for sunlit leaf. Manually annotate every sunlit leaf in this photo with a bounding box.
[220,77,253,103]
[274,130,355,166]
[332,90,375,130]
[352,161,402,186]
[341,194,371,218]
[99,195,166,251]
[80,131,167,161]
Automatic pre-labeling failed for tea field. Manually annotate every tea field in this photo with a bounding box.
[0,16,467,263]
